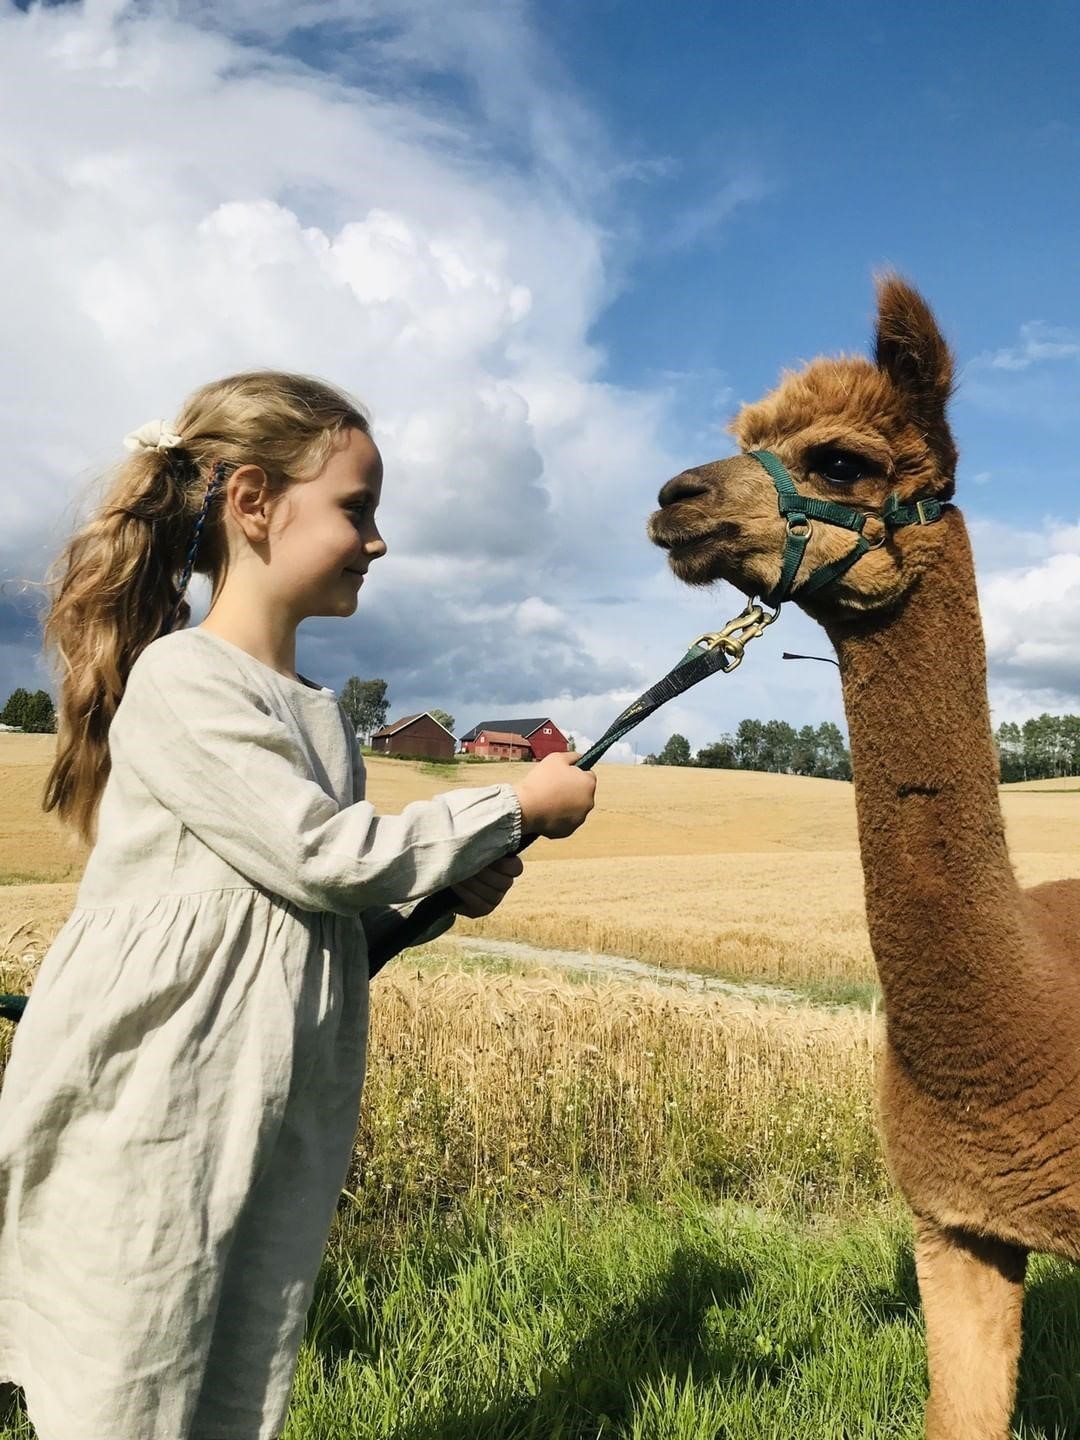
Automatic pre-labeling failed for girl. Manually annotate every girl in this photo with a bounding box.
[0,372,596,1440]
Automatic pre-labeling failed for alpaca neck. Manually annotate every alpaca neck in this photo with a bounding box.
[824,511,1027,1079]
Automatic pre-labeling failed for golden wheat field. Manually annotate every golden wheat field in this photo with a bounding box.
[3,731,1080,988]
[350,963,885,1217]
[5,733,1080,1225]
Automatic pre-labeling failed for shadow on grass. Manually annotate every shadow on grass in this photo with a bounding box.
[307,1219,829,1440]
[416,1246,757,1440]
[860,1242,920,1327]
[1015,1259,1080,1437]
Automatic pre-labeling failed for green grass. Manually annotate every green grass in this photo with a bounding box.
[292,1195,1080,1439]
[281,1195,925,1440]
[654,964,881,1014]
[788,975,882,1010]
[418,756,491,778]
[419,944,884,1012]
[4,1195,1080,1438]
[418,759,464,780]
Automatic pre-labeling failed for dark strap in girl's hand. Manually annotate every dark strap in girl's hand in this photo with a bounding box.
[366,637,736,976]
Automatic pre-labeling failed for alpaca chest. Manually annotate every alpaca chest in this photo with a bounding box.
[880,1038,1080,1259]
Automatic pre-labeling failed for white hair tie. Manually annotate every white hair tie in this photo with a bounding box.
[123,418,184,452]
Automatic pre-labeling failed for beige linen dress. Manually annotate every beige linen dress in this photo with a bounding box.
[0,625,521,1440]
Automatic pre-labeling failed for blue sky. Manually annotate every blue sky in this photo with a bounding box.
[1,0,1078,754]
[553,0,1080,517]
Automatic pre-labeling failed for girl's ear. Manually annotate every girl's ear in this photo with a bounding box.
[873,274,957,476]
[227,464,276,539]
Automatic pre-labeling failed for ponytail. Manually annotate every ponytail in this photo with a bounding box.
[41,371,369,844]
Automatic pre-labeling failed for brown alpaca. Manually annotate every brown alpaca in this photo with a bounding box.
[648,276,1080,1440]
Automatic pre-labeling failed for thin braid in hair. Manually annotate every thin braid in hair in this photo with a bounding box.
[161,460,228,637]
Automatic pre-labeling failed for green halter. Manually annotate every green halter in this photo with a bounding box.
[747,449,949,607]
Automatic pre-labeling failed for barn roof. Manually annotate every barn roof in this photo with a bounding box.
[459,717,555,743]
[372,714,420,739]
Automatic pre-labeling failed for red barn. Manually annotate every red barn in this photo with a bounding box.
[465,729,531,761]
[458,717,568,761]
[370,712,456,760]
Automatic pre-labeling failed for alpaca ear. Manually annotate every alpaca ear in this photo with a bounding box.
[873,275,957,475]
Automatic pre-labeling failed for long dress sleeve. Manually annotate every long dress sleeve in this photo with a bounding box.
[113,643,522,917]
[347,731,460,951]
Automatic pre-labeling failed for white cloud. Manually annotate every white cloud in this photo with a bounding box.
[974,520,1080,711]
[0,0,890,763]
[961,320,1080,429]
[658,175,770,254]
[0,0,676,738]
[975,321,1080,373]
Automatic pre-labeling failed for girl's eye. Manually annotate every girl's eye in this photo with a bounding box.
[813,450,872,486]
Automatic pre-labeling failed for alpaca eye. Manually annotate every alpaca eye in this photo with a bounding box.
[814,450,870,485]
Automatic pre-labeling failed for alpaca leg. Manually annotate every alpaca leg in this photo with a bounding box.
[914,1219,1027,1440]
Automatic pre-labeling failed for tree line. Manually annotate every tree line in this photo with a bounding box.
[645,713,1080,783]
[994,715,1080,783]
[8,677,1080,786]
[645,718,853,780]
[0,688,57,733]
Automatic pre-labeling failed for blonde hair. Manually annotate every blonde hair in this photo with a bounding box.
[41,370,370,845]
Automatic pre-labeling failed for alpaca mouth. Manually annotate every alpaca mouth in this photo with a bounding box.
[670,532,717,554]
[649,520,738,554]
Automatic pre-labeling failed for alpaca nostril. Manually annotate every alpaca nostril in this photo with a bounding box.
[658,474,709,508]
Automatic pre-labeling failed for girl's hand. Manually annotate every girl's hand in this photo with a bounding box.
[450,852,525,918]
[513,753,596,839]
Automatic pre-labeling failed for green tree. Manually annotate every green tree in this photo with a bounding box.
[815,721,852,780]
[429,709,455,735]
[994,721,1024,783]
[734,718,766,771]
[990,714,1080,782]
[21,690,56,733]
[1063,714,1080,776]
[694,737,737,769]
[656,733,691,766]
[790,724,820,776]
[1022,714,1055,780]
[340,677,389,743]
[0,688,31,729]
[761,719,797,773]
